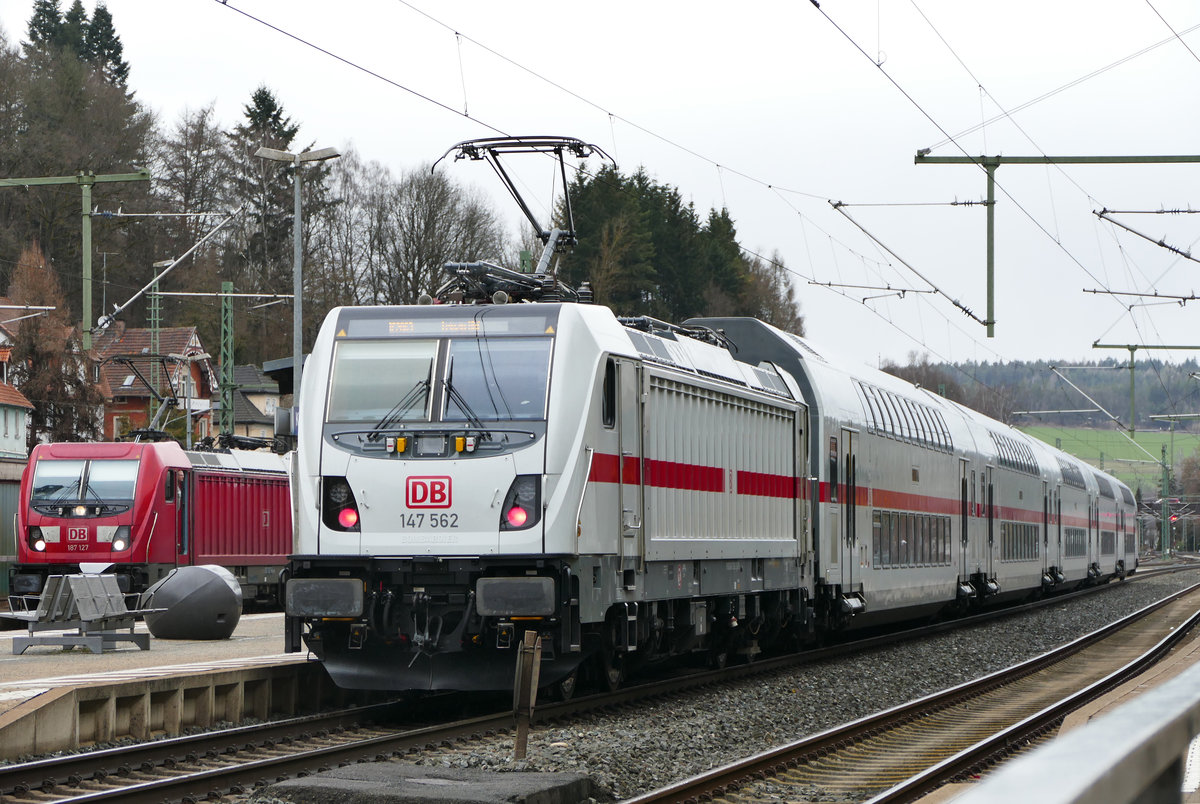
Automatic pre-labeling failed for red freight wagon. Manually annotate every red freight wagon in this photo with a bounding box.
[9,441,291,607]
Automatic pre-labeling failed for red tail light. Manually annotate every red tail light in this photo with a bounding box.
[500,475,540,531]
[338,507,360,529]
[505,506,528,528]
[322,477,361,532]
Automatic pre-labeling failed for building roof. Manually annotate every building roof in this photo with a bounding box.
[233,390,273,426]
[0,382,33,410]
[233,364,278,393]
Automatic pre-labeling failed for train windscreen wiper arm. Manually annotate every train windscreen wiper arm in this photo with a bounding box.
[367,379,430,441]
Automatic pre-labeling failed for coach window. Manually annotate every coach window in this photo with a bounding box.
[165,471,175,502]
[872,511,882,566]
[882,393,905,441]
[900,399,918,443]
[906,400,927,446]
[828,437,839,503]
[876,389,896,438]
[602,358,616,428]
[863,386,883,433]
[936,411,949,450]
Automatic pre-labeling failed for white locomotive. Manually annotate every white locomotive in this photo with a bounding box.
[282,295,1136,693]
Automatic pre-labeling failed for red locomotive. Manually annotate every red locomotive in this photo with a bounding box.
[9,441,291,607]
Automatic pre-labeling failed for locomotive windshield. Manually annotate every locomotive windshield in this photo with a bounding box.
[326,336,553,424]
[31,458,139,503]
[445,338,552,421]
[327,340,436,424]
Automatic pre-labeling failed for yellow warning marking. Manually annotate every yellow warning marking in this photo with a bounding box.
[337,329,347,337]
[545,326,555,334]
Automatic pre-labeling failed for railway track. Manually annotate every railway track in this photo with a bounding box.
[623,579,1200,804]
[0,567,1193,803]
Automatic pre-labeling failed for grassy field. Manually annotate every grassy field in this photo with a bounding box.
[1017,425,1200,494]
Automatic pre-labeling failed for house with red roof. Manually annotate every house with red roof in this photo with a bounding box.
[0,300,41,457]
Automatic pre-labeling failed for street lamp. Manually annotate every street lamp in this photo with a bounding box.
[253,145,341,436]
[168,352,211,449]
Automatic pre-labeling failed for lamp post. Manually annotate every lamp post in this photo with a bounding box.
[168,352,211,449]
[253,146,341,435]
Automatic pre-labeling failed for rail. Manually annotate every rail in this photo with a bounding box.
[953,658,1200,804]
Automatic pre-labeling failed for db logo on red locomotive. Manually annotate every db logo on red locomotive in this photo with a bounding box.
[406,476,452,509]
[67,527,87,541]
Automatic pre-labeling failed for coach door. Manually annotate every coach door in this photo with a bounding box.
[985,466,996,580]
[959,460,970,577]
[1042,481,1050,575]
[616,359,644,570]
[1088,495,1098,570]
[839,428,858,589]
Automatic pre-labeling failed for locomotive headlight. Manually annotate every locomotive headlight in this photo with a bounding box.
[327,481,350,505]
[73,505,88,517]
[29,526,46,552]
[111,526,131,552]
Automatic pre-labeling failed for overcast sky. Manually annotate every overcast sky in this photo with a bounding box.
[2,0,1199,371]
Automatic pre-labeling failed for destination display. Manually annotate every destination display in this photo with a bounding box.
[338,306,559,338]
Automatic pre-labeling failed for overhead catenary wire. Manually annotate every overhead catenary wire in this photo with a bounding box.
[830,202,985,325]
[206,0,1183,421]
[1095,210,1200,265]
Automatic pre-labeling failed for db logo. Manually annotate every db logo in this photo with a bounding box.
[407,476,452,509]
[67,527,87,541]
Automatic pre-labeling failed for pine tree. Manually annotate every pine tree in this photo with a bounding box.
[59,0,88,59]
[24,0,62,55]
[224,87,315,364]
[84,4,129,84]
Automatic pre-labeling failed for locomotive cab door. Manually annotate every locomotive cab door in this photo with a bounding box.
[616,358,644,569]
[174,469,190,567]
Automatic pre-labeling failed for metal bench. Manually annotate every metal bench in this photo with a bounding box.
[8,574,156,654]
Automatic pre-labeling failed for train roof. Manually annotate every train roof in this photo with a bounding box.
[685,316,1132,495]
[186,449,289,474]
[29,441,288,476]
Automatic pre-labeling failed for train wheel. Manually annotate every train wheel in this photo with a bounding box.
[545,669,578,702]
[709,648,728,670]
[600,648,625,691]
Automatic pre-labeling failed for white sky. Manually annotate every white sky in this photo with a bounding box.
[2,0,1199,371]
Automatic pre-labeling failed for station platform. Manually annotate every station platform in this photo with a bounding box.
[0,612,345,757]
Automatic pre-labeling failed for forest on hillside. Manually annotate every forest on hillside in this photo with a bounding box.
[883,353,1200,433]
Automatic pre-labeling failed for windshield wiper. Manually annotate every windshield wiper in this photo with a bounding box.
[367,379,430,441]
[443,381,491,441]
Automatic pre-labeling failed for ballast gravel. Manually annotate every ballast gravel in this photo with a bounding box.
[253,569,1200,804]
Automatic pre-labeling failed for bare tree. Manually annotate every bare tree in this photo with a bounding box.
[8,241,102,445]
[376,164,507,303]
